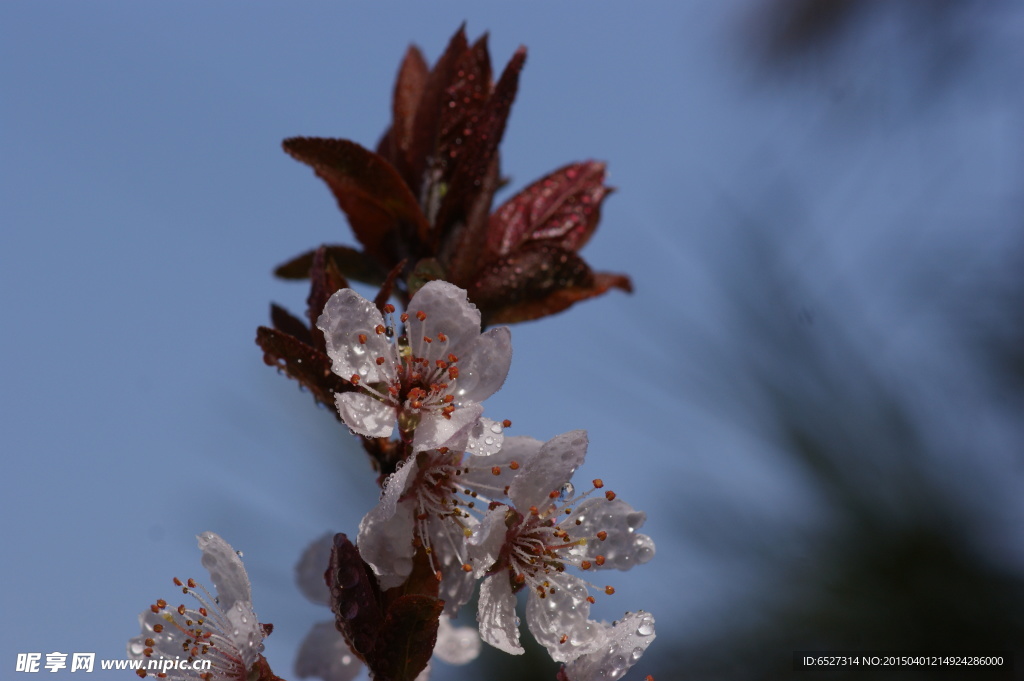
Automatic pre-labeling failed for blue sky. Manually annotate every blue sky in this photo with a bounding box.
[3,3,1024,680]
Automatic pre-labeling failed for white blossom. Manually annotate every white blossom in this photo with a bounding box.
[317,281,511,454]
[358,437,526,613]
[470,432,655,664]
[128,532,267,680]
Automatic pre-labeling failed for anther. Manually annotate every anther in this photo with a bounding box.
[448,366,459,379]
[187,578,196,588]
[177,604,186,615]
[358,334,367,344]
[604,586,615,595]
[400,313,409,322]
[434,570,443,582]
[383,304,395,314]
[350,374,360,385]
[596,531,608,541]
[447,353,458,363]
[593,479,604,488]
[462,563,473,572]
[595,555,606,566]
[437,332,448,342]
[145,638,155,647]
[376,356,386,365]
[423,336,432,343]
[509,461,520,470]
[605,490,616,501]
[559,634,568,644]
[156,599,167,608]
[173,577,183,587]
[586,596,596,604]
[152,624,163,633]
[416,310,427,321]
[491,466,501,476]
[502,419,512,428]
[581,561,592,570]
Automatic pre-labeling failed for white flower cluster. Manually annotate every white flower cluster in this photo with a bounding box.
[300,282,657,681]
[127,533,268,681]
[126,282,655,681]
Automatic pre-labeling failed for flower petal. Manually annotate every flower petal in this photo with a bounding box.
[477,574,524,655]
[358,458,418,588]
[405,281,482,359]
[336,392,395,439]
[562,611,656,681]
[525,574,603,663]
[508,430,588,511]
[412,402,483,453]
[423,513,479,616]
[197,532,252,613]
[296,532,335,606]
[456,326,512,403]
[318,287,396,385]
[433,614,482,665]
[566,498,655,571]
[295,620,364,681]
[468,506,510,577]
[461,435,542,494]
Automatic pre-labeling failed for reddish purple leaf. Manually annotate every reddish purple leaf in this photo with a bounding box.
[270,303,312,346]
[306,246,349,352]
[486,161,611,258]
[441,47,527,283]
[328,534,385,662]
[378,46,430,185]
[274,245,388,286]
[407,25,470,198]
[283,137,431,261]
[255,326,350,415]
[368,595,443,681]
[484,270,632,325]
[469,244,631,325]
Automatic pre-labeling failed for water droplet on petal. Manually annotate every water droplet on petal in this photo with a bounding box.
[489,422,503,434]
[129,641,145,656]
[636,620,654,636]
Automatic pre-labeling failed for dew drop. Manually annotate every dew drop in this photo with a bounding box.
[560,482,574,499]
[489,422,503,434]
[129,641,145,656]
[636,620,654,637]
[236,551,244,558]
[338,564,361,588]
[484,436,494,446]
